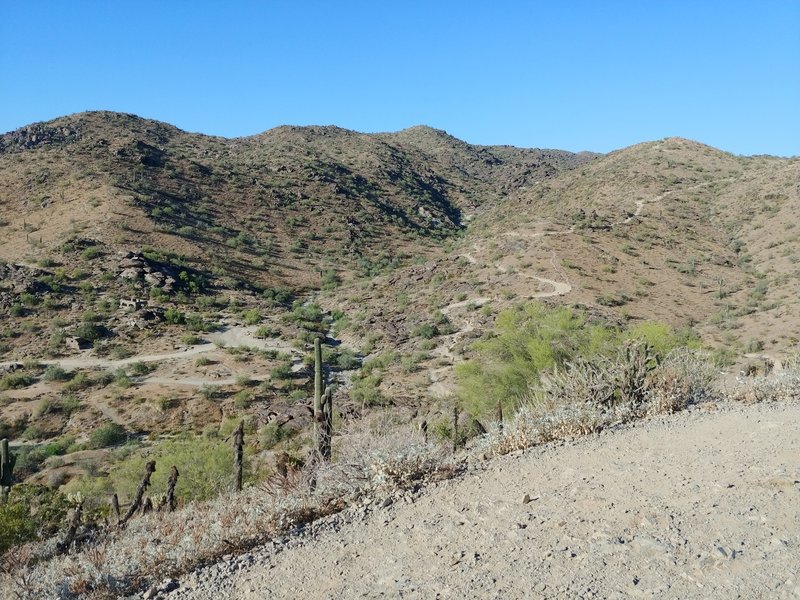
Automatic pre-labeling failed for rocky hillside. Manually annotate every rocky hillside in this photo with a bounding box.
[0,112,591,291]
[0,111,798,509]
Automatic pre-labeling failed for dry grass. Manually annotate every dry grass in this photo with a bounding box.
[0,420,458,600]
[4,351,798,599]
[481,347,719,457]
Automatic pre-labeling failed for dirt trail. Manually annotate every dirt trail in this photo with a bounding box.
[171,400,800,599]
[430,250,572,396]
[0,326,300,387]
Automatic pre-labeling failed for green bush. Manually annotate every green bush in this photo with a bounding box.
[88,422,127,449]
[270,362,293,381]
[164,307,186,324]
[74,321,102,341]
[260,422,293,450]
[255,325,278,339]
[81,436,235,502]
[234,389,253,408]
[285,302,325,331]
[242,309,262,325]
[129,361,154,376]
[114,368,132,388]
[0,372,35,390]
[80,246,103,260]
[456,302,699,419]
[350,373,383,407]
[335,348,360,370]
[198,384,220,400]
[0,485,70,553]
[413,323,438,339]
[262,287,293,307]
[63,371,93,392]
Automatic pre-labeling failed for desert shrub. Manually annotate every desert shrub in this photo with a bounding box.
[48,329,66,353]
[156,396,180,411]
[0,484,70,553]
[164,307,186,325]
[255,325,278,339]
[0,372,35,390]
[67,435,235,508]
[242,309,262,325]
[61,394,82,414]
[74,321,102,341]
[360,351,398,375]
[259,422,293,449]
[262,286,294,306]
[186,313,216,332]
[285,302,325,331]
[455,303,617,418]
[129,361,154,376]
[235,373,254,387]
[110,345,134,359]
[114,368,132,388]
[13,437,75,477]
[63,371,93,392]
[350,373,383,407]
[270,362,293,381]
[335,348,360,370]
[181,334,202,345]
[95,371,115,387]
[624,321,699,356]
[456,302,698,420]
[0,499,36,553]
[88,422,128,449]
[413,323,438,339]
[485,346,717,456]
[198,384,220,400]
[234,390,253,408]
[80,246,103,260]
[321,269,341,290]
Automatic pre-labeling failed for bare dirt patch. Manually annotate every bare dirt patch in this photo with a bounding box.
[170,400,800,599]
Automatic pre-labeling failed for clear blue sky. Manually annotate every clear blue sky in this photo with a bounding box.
[1,1,798,156]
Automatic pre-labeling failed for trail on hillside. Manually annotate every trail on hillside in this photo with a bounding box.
[170,400,800,600]
[0,326,301,387]
[430,249,572,396]
[429,175,736,397]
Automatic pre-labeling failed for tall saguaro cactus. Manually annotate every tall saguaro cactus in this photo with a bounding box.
[233,422,244,492]
[314,337,323,435]
[1,438,15,504]
[313,338,333,460]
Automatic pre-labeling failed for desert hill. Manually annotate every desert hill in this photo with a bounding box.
[1,112,799,598]
[0,111,798,516]
[0,112,589,291]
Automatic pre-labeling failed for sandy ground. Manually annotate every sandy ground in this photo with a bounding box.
[163,399,800,599]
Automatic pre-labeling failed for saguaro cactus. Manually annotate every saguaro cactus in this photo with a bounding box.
[313,338,333,460]
[234,422,244,492]
[1,438,15,504]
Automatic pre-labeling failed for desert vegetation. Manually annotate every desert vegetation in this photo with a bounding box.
[0,112,798,598]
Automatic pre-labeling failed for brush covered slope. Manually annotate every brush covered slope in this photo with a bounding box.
[0,111,798,503]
